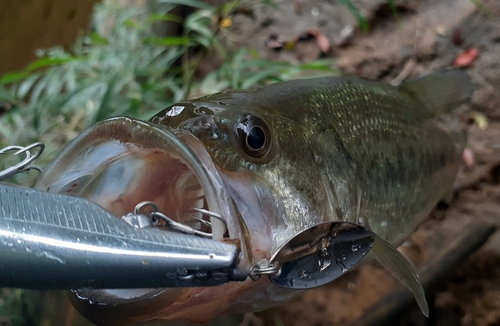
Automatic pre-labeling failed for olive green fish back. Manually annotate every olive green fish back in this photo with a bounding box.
[203,71,471,244]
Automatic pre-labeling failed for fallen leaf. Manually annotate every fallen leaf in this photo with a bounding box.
[453,48,479,68]
[265,34,285,51]
[467,111,488,130]
[462,148,475,169]
[265,29,331,55]
[305,29,330,53]
[220,17,232,28]
[452,27,463,45]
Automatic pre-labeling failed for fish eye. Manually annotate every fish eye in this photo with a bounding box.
[236,115,271,158]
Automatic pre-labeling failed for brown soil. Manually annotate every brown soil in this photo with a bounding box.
[231,1,500,325]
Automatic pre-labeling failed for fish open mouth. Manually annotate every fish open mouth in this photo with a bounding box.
[35,117,241,306]
[36,117,233,241]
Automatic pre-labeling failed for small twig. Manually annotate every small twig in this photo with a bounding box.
[390,58,416,86]
[390,18,420,86]
[64,301,76,326]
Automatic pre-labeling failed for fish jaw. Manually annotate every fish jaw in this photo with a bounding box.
[34,117,282,323]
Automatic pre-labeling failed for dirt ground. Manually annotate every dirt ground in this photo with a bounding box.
[220,0,500,325]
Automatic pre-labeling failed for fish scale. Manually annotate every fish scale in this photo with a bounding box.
[176,74,462,245]
[293,82,461,243]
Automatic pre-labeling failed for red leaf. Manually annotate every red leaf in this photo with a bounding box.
[462,148,475,169]
[453,48,479,68]
[304,29,331,53]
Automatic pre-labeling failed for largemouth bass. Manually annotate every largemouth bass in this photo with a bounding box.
[35,70,472,325]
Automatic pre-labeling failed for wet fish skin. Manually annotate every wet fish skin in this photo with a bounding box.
[152,70,469,249]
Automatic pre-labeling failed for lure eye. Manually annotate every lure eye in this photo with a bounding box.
[236,115,271,158]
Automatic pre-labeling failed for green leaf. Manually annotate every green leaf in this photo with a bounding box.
[469,0,494,15]
[157,0,212,9]
[1,72,28,85]
[28,72,52,105]
[16,74,40,98]
[147,13,182,23]
[386,0,399,19]
[0,85,14,101]
[56,87,85,112]
[144,36,191,46]
[299,59,337,71]
[192,35,212,48]
[63,65,77,92]
[89,32,110,45]
[241,67,285,89]
[338,0,369,32]
[25,57,74,72]
[44,68,66,96]
[94,76,118,122]
[231,49,246,89]
[185,15,213,38]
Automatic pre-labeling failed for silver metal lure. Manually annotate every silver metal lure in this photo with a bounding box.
[0,184,244,289]
[269,222,374,289]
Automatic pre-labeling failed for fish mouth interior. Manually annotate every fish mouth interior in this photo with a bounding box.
[36,117,229,240]
[75,141,213,234]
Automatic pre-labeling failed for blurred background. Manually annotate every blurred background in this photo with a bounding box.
[0,0,499,325]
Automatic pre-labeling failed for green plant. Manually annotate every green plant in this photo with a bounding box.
[0,289,39,326]
[0,0,336,186]
[337,0,370,32]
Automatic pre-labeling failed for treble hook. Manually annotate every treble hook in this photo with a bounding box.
[0,142,45,181]
[133,201,228,239]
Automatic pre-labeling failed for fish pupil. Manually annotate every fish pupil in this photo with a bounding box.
[236,115,272,159]
[247,126,265,150]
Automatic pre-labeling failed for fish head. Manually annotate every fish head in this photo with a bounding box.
[34,91,338,324]
[151,93,340,258]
